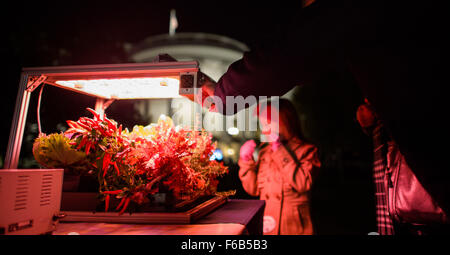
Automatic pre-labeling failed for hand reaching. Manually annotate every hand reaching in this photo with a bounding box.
[182,71,218,112]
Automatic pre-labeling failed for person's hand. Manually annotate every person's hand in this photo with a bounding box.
[182,71,217,108]
[196,77,217,112]
[154,54,218,111]
[240,140,257,161]
[356,103,377,128]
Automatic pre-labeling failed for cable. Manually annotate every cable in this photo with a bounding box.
[37,84,45,135]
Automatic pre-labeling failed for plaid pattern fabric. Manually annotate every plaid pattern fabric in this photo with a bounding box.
[371,120,395,235]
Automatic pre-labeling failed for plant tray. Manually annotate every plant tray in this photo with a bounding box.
[59,192,227,224]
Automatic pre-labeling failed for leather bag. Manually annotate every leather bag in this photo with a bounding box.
[386,142,448,225]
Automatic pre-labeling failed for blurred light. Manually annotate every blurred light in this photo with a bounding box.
[227,127,239,136]
[55,77,181,99]
[226,148,235,155]
[210,149,223,161]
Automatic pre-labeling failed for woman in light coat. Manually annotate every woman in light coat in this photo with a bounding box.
[239,99,321,235]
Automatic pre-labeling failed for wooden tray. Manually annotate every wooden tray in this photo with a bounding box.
[60,195,227,224]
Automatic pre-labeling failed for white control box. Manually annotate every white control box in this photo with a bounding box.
[0,169,63,235]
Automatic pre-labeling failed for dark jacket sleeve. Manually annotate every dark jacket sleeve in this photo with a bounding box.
[213,0,346,115]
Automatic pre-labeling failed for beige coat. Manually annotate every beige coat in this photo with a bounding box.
[238,138,321,235]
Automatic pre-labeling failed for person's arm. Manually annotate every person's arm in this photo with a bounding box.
[238,158,260,197]
[210,0,346,115]
[237,140,260,196]
[213,50,300,115]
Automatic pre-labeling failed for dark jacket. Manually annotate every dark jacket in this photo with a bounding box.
[213,0,450,215]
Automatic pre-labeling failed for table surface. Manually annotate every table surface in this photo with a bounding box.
[54,223,246,235]
[53,199,265,235]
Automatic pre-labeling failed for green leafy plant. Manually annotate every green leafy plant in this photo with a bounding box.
[32,133,90,175]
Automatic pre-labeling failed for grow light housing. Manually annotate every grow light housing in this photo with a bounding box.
[4,60,199,169]
[53,77,182,99]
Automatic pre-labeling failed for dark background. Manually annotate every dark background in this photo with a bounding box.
[1,0,376,234]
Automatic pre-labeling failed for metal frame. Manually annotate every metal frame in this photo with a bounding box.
[4,61,198,169]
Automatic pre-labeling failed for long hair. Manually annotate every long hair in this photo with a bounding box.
[257,98,305,141]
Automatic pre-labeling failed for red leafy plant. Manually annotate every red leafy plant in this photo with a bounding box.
[124,116,228,202]
[57,108,228,214]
